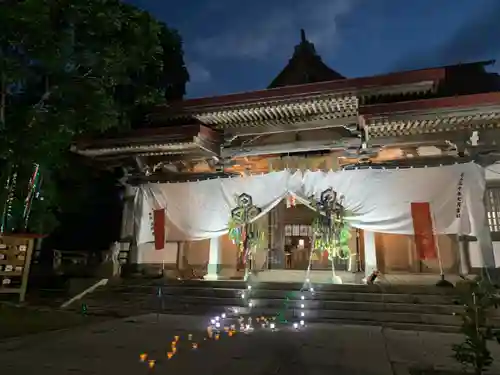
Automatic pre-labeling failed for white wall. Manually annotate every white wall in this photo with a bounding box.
[469,241,500,268]
[485,163,500,180]
[136,242,178,264]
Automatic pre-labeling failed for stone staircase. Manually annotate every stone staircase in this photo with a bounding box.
[61,279,500,333]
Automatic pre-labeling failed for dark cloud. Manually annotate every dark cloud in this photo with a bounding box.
[394,1,500,71]
[192,0,355,61]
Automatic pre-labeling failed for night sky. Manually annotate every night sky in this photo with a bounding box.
[127,0,500,98]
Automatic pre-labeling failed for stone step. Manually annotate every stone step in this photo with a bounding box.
[77,295,462,324]
[69,280,478,334]
[91,287,458,306]
[76,300,464,331]
[158,295,460,315]
[114,280,459,296]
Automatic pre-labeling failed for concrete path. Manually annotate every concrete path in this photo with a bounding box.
[1,314,500,375]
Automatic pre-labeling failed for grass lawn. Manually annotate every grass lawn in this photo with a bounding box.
[0,303,107,339]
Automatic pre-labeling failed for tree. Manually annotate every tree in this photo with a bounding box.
[0,0,189,234]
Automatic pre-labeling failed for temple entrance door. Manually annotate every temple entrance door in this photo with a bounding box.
[277,201,348,272]
[283,231,348,271]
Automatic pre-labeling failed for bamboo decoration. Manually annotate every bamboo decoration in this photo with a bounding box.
[228,193,262,281]
[309,188,351,283]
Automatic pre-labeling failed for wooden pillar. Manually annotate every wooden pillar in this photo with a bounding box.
[272,202,286,269]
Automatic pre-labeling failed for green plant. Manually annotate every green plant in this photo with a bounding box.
[309,189,351,261]
[452,276,500,375]
[0,0,189,234]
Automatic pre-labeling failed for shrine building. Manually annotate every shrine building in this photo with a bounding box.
[73,30,500,283]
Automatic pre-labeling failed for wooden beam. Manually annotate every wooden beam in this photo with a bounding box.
[159,67,445,111]
[361,93,500,117]
[223,116,358,137]
[342,155,475,170]
[195,138,221,157]
[74,124,222,153]
[128,171,239,184]
[368,131,473,148]
[222,139,356,158]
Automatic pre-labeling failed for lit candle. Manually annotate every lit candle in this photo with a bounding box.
[148,360,156,369]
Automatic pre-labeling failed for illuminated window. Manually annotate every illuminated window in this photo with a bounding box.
[485,186,500,233]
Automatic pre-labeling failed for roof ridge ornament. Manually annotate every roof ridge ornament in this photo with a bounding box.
[300,29,307,44]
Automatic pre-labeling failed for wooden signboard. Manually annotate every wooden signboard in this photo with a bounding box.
[0,234,36,302]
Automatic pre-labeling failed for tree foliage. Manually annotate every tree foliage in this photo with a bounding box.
[0,0,189,234]
[453,277,500,375]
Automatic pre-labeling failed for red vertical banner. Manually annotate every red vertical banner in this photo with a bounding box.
[410,202,437,260]
[153,209,165,250]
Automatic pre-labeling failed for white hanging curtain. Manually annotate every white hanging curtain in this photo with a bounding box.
[301,162,484,235]
[136,162,486,244]
[138,170,302,242]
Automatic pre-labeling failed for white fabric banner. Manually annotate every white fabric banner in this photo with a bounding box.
[301,162,484,235]
[138,170,302,242]
[136,162,486,243]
